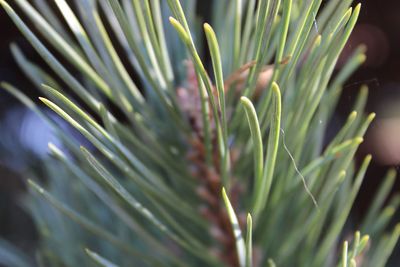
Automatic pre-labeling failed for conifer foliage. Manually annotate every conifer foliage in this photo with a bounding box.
[0,0,399,266]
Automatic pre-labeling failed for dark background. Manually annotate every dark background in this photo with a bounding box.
[1,0,400,264]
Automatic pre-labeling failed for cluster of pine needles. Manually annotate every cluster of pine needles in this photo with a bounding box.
[0,0,399,266]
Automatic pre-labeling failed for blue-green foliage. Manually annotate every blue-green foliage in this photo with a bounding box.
[0,0,399,266]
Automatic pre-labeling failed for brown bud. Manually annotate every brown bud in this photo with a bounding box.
[196,185,218,207]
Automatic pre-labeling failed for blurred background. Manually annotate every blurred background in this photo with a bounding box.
[0,0,400,265]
